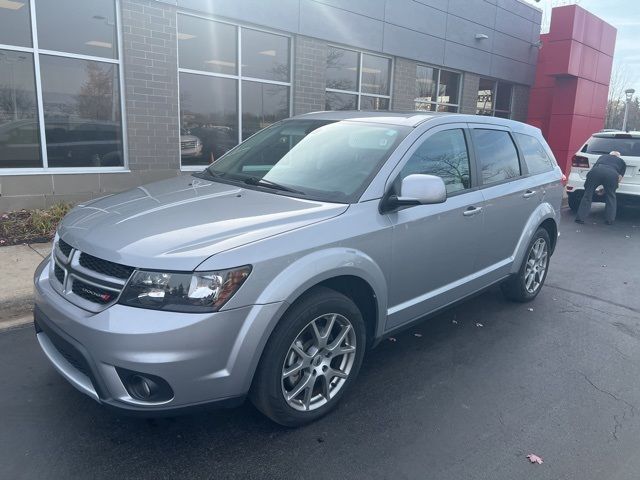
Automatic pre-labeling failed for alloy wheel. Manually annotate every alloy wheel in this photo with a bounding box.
[524,238,548,294]
[281,313,357,412]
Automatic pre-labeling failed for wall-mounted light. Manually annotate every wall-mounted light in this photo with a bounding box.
[475,33,489,40]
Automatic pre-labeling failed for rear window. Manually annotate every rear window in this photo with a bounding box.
[583,136,640,157]
[514,133,555,174]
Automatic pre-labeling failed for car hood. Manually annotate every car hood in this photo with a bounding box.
[58,175,348,270]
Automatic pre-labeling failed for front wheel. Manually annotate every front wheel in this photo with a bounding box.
[501,228,551,302]
[250,287,366,426]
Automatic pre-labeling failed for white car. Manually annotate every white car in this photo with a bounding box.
[566,131,640,212]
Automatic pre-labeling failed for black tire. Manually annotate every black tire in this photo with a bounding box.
[250,286,366,427]
[567,191,583,213]
[501,228,551,303]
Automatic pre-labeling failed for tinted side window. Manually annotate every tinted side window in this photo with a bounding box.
[401,129,471,194]
[472,129,520,185]
[514,133,554,174]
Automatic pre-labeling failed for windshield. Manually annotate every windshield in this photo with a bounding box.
[201,119,411,203]
[584,136,640,157]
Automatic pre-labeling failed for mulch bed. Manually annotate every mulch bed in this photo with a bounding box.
[0,205,71,247]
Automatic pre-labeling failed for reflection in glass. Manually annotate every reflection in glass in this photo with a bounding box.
[476,78,495,115]
[361,54,390,96]
[242,81,289,140]
[415,102,435,112]
[359,96,389,111]
[495,81,513,113]
[401,129,471,194]
[415,65,437,104]
[179,72,238,166]
[438,70,460,106]
[436,104,459,113]
[472,129,521,184]
[326,47,359,91]
[325,92,357,111]
[39,55,123,167]
[241,29,290,82]
[514,133,553,174]
[0,50,41,168]
[178,15,237,75]
[0,0,31,47]
[36,0,118,58]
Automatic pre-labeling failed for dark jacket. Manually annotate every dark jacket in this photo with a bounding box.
[594,154,627,176]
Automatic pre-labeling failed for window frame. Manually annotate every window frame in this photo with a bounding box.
[176,11,293,171]
[325,44,393,111]
[414,65,462,113]
[0,0,128,175]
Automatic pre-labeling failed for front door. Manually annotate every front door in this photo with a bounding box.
[385,125,484,330]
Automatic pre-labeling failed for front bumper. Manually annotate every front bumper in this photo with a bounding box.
[33,257,285,413]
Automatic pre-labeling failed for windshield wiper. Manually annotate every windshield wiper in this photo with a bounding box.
[243,176,305,195]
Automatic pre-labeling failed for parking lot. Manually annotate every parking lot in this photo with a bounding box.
[1,205,639,480]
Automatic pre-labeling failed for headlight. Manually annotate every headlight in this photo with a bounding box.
[119,266,251,312]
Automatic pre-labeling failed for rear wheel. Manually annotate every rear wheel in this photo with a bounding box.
[501,228,551,302]
[567,191,583,213]
[250,287,366,426]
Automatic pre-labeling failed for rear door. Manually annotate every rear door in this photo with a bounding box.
[469,125,541,281]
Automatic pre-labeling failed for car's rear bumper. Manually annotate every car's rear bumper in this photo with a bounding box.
[33,257,285,414]
[566,169,640,204]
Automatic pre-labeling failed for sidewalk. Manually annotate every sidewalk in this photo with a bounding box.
[0,243,50,330]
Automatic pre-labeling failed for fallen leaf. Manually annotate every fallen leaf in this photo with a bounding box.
[526,453,544,464]
[476,323,483,328]
[413,333,422,338]
[601,265,607,268]
[625,235,630,238]
[388,337,397,342]
[527,308,534,312]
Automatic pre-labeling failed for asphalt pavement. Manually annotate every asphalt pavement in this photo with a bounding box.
[1,205,639,480]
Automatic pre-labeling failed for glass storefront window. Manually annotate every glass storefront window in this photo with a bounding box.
[242,81,289,140]
[0,0,32,47]
[325,92,357,111]
[361,54,390,96]
[39,55,123,167]
[495,81,513,117]
[36,0,118,59]
[415,66,460,112]
[177,14,292,168]
[476,78,495,116]
[241,29,290,82]
[326,47,359,92]
[325,47,391,111]
[359,96,389,111]
[179,73,238,166]
[178,15,237,75]
[0,50,41,168]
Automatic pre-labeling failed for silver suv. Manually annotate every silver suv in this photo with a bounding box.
[34,112,563,426]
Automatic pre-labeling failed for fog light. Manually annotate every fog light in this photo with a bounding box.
[116,368,174,402]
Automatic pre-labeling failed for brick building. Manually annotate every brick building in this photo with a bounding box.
[0,0,543,210]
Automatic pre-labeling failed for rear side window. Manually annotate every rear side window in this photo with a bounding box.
[400,129,471,194]
[471,129,521,185]
[514,133,554,174]
[583,136,640,157]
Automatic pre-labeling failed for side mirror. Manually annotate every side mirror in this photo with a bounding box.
[388,174,447,209]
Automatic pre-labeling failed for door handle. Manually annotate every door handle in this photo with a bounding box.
[463,206,483,217]
[523,190,537,198]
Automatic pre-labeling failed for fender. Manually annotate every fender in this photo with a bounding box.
[255,247,388,336]
[510,201,558,274]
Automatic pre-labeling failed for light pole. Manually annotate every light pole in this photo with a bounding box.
[622,88,635,132]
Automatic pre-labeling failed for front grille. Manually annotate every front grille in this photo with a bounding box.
[181,140,197,150]
[52,240,133,309]
[58,239,73,257]
[72,280,116,304]
[79,252,134,280]
[54,263,65,284]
